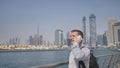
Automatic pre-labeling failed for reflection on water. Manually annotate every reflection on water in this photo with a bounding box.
[0,50,70,68]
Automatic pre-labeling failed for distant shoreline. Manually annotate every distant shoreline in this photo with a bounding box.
[0,49,68,53]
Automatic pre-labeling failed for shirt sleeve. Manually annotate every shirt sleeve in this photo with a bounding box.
[71,43,90,61]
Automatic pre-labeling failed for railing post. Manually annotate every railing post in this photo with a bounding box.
[113,55,117,68]
[102,57,107,68]
[112,55,115,68]
[108,55,113,68]
[116,55,120,68]
[114,55,119,68]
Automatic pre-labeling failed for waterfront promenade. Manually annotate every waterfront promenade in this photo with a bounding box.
[0,44,118,51]
[0,45,68,51]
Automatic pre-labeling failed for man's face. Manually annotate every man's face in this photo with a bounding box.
[70,32,79,44]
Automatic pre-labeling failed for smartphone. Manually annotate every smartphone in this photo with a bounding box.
[77,35,82,40]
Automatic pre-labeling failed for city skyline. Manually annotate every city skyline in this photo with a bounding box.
[0,0,120,44]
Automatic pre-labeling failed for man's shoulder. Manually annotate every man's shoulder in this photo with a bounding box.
[81,44,90,52]
[81,44,89,49]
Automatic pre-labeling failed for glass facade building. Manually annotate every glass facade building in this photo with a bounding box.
[54,29,63,46]
[89,14,97,47]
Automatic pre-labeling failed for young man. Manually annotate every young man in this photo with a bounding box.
[69,29,90,68]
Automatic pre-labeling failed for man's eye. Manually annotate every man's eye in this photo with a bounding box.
[73,36,75,37]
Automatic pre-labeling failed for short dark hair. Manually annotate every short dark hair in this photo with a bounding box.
[71,29,83,38]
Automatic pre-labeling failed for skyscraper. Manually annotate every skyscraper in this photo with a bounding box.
[89,14,97,47]
[33,34,39,45]
[82,16,87,44]
[66,31,70,46]
[54,29,64,46]
[103,31,108,46]
[9,37,20,45]
[97,34,103,46]
[108,19,118,46]
[29,36,34,45]
[29,25,43,46]
[112,22,120,46]
[39,35,43,45]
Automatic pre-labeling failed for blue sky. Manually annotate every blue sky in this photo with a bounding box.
[0,0,120,44]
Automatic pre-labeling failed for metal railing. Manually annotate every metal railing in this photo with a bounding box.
[96,52,120,68]
[31,52,120,68]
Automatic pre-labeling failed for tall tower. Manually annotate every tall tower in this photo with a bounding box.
[34,25,41,45]
[82,16,87,44]
[89,14,97,47]
[54,29,64,46]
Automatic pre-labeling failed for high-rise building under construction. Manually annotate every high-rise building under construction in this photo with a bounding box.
[82,16,87,44]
